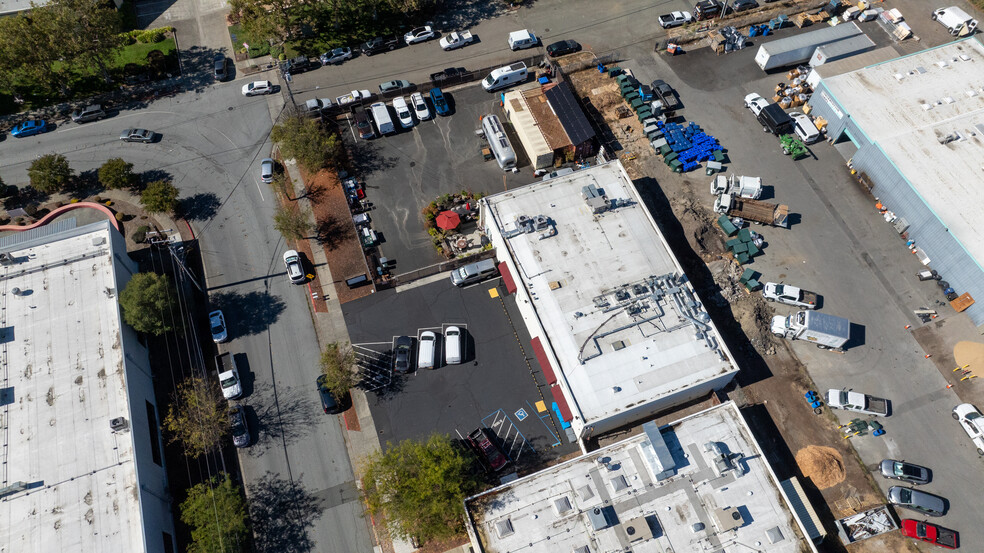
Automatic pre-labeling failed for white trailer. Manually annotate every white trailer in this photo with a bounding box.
[709,174,762,199]
[754,22,865,71]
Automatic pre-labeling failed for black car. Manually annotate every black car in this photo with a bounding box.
[213,53,228,81]
[429,67,465,83]
[729,0,758,11]
[393,335,413,373]
[317,374,343,414]
[284,55,317,75]
[546,39,581,58]
[693,0,722,20]
[361,35,401,56]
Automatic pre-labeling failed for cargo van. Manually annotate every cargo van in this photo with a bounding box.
[932,6,978,36]
[417,331,437,369]
[450,258,499,287]
[444,327,462,365]
[369,102,395,135]
[482,62,528,92]
[757,103,793,136]
[508,30,538,51]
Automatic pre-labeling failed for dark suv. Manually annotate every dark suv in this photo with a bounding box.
[213,53,228,81]
[70,104,107,123]
[361,35,401,56]
[284,56,317,75]
[693,0,722,20]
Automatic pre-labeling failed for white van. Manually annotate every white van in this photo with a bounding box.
[932,6,978,36]
[450,258,498,287]
[444,327,462,365]
[417,331,437,369]
[508,29,538,51]
[482,62,528,92]
[369,102,395,135]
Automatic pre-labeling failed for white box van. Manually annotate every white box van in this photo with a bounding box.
[932,6,978,36]
[508,29,538,51]
[417,331,437,369]
[482,62,528,92]
[444,326,462,365]
[369,102,395,135]
[450,258,498,287]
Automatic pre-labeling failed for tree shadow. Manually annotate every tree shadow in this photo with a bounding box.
[315,215,348,249]
[140,168,172,190]
[347,138,394,176]
[207,290,286,337]
[245,382,320,453]
[247,472,320,553]
[178,192,221,221]
[71,169,104,198]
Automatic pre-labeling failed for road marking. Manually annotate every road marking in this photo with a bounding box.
[255,179,265,201]
[535,400,546,413]
[488,288,500,298]
[394,271,451,293]
[515,408,528,421]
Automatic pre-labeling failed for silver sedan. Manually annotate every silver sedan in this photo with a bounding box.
[119,128,155,143]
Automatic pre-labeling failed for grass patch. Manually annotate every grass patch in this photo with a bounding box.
[115,37,176,66]
[228,24,271,58]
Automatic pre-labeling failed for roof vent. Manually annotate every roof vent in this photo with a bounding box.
[10,287,20,296]
[620,516,655,543]
[766,526,786,543]
[572,546,590,553]
[110,417,129,432]
[610,474,630,493]
[936,60,949,68]
[553,496,573,516]
[587,506,618,531]
[494,518,515,538]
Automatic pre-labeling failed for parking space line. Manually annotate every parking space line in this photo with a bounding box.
[528,400,562,448]
[482,409,534,463]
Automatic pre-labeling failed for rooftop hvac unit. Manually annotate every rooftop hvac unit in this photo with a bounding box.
[110,417,129,432]
[0,252,14,266]
[620,516,655,543]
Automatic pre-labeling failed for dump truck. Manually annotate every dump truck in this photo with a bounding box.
[713,193,788,227]
[754,21,864,71]
[826,389,889,416]
[762,282,819,308]
[771,310,850,349]
[710,174,762,199]
[216,352,243,400]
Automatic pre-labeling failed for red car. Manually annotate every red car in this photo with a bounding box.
[467,428,508,472]
[900,519,958,549]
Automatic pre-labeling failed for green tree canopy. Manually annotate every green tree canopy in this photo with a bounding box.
[98,158,137,190]
[270,115,342,173]
[180,473,249,553]
[141,180,179,213]
[272,205,312,240]
[163,375,228,457]
[363,434,484,544]
[319,342,357,401]
[118,272,181,335]
[28,153,74,194]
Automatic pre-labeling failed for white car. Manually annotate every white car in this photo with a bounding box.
[953,403,984,455]
[410,92,431,121]
[404,26,434,45]
[744,92,770,117]
[283,250,306,283]
[209,310,228,343]
[242,80,273,96]
[789,112,821,144]
[392,96,414,128]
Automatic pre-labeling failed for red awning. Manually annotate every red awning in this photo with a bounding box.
[551,385,573,422]
[531,337,557,385]
[498,262,517,294]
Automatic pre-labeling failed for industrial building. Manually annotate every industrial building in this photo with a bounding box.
[0,219,175,552]
[464,401,822,553]
[807,37,984,329]
[481,161,739,446]
[503,81,597,170]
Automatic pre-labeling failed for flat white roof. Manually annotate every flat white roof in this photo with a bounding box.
[822,37,984,267]
[466,402,817,553]
[484,162,738,431]
[0,223,145,552]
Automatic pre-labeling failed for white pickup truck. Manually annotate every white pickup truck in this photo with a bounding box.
[710,174,762,199]
[826,389,890,416]
[658,11,693,28]
[216,352,242,400]
[763,282,819,309]
[335,90,372,106]
[440,31,475,50]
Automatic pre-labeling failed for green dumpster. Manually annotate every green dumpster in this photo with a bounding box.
[746,242,760,257]
[669,159,683,172]
[659,144,673,157]
[737,228,752,242]
[663,151,678,163]
[713,149,725,162]
[717,215,738,236]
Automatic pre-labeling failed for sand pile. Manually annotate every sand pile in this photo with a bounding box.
[795,445,846,489]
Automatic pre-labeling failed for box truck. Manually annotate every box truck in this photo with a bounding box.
[771,310,850,350]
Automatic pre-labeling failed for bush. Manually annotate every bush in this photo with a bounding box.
[99,158,137,190]
[132,225,150,243]
[115,212,125,222]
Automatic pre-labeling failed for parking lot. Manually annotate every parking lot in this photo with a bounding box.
[343,275,580,469]
[338,83,540,274]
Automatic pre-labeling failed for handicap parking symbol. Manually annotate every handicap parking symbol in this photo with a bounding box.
[515,408,528,421]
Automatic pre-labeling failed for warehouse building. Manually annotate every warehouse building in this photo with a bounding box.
[0,219,175,552]
[503,82,597,170]
[807,37,984,329]
[465,401,822,553]
[481,161,739,447]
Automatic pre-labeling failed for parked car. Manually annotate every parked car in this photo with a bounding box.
[650,79,679,109]
[379,79,412,93]
[546,39,581,57]
[879,459,930,485]
[242,80,273,96]
[410,92,431,121]
[430,87,450,116]
[70,105,107,123]
[744,92,770,117]
[283,249,306,283]
[790,112,821,144]
[729,0,759,12]
[888,486,947,517]
[260,158,275,184]
[355,110,375,139]
[507,29,538,50]
[361,35,401,56]
[213,53,228,80]
[229,405,251,448]
[900,519,959,549]
[119,128,155,143]
[393,335,413,373]
[439,30,475,51]
[209,309,228,343]
[392,96,414,128]
[693,0,723,20]
[467,427,508,471]
[658,11,693,28]
[284,55,317,74]
[429,67,464,83]
[953,402,984,455]
[320,47,353,65]
[404,25,435,45]
[316,374,343,414]
[11,120,49,138]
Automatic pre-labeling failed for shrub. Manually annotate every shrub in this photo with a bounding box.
[132,225,150,243]
[115,212,125,222]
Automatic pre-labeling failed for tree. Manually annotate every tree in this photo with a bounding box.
[141,180,179,213]
[118,272,181,335]
[363,434,484,544]
[50,0,124,84]
[319,342,357,401]
[28,153,74,193]
[272,205,312,240]
[163,375,228,457]
[227,0,302,44]
[98,158,137,190]
[270,115,342,173]
[180,473,249,553]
